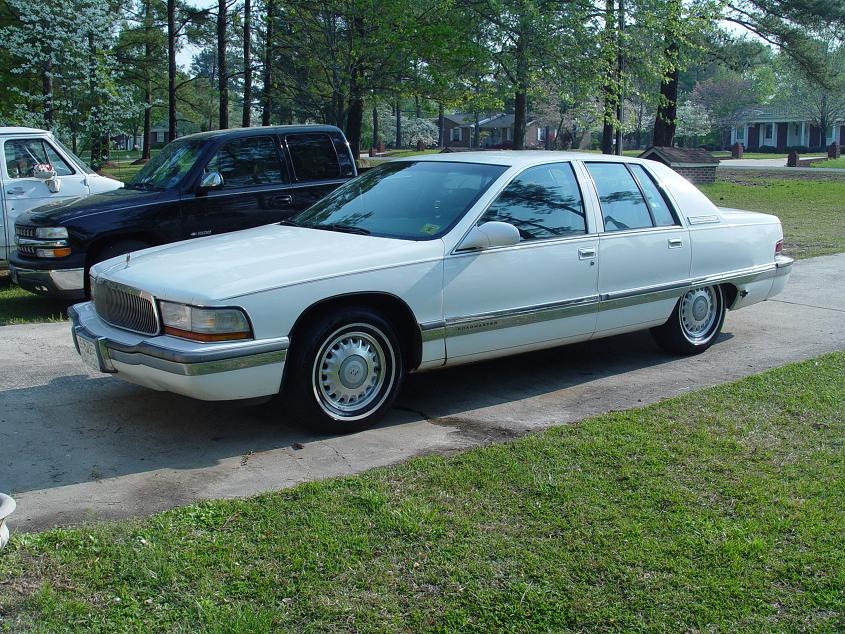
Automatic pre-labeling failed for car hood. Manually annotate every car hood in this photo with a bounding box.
[23,188,164,225]
[93,224,445,304]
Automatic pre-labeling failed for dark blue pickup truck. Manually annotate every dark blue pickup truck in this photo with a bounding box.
[10,125,356,299]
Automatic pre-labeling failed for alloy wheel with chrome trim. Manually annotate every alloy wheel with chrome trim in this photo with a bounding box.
[286,308,404,432]
[651,284,726,355]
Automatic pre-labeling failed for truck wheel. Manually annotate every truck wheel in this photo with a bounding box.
[651,285,726,355]
[285,307,404,433]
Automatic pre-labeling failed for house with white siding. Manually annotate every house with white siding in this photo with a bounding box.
[729,105,845,151]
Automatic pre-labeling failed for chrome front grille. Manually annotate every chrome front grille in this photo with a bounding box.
[15,225,37,239]
[92,279,160,335]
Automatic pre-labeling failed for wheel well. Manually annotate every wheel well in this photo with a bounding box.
[721,283,739,309]
[289,293,423,371]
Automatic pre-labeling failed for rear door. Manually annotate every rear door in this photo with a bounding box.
[582,161,691,335]
[1,135,90,261]
[282,132,354,211]
[181,134,295,239]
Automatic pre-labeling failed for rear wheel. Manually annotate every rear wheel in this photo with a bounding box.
[285,307,404,433]
[651,285,726,355]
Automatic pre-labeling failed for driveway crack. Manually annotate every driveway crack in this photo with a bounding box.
[769,299,845,313]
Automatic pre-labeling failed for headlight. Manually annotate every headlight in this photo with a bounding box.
[35,227,69,239]
[159,301,252,342]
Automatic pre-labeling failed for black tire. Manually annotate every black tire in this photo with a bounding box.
[651,285,726,355]
[285,307,404,433]
[85,240,151,297]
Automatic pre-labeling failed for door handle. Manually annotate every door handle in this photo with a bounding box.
[272,194,293,206]
[578,247,596,260]
[6,188,24,196]
[668,238,683,248]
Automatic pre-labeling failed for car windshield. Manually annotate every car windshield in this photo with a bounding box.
[125,139,205,191]
[288,161,507,240]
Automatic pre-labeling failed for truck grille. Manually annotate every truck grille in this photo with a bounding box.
[92,279,160,335]
[15,225,37,239]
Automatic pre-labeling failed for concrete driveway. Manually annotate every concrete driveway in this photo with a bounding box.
[2,254,844,531]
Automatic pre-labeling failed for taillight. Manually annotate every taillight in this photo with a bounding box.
[775,239,783,255]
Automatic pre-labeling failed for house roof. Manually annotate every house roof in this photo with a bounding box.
[638,146,719,166]
[736,104,845,124]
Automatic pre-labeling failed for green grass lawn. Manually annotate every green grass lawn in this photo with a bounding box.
[2,353,844,632]
[809,157,845,169]
[0,273,71,326]
[699,178,845,259]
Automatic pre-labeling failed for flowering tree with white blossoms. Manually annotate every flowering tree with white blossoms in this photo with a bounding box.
[0,0,137,165]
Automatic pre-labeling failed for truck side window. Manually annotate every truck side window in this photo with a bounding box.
[206,136,285,188]
[286,133,342,181]
[4,139,74,178]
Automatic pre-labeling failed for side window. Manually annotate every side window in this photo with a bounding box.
[4,139,74,178]
[206,136,284,189]
[585,162,652,232]
[286,133,342,181]
[629,164,678,227]
[330,133,355,177]
[481,162,586,240]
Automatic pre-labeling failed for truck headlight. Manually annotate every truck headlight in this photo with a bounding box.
[35,227,69,239]
[159,301,252,342]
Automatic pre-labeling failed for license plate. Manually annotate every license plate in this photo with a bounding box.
[77,333,105,372]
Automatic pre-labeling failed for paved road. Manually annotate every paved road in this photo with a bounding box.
[2,254,844,531]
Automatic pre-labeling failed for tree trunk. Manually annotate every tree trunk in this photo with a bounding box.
[88,32,101,168]
[217,0,229,130]
[372,106,379,151]
[438,102,444,147]
[652,42,679,147]
[394,99,401,148]
[261,0,274,126]
[346,94,363,160]
[601,0,615,154]
[167,0,177,141]
[513,92,527,150]
[242,0,252,127]
[614,0,625,155]
[141,0,153,159]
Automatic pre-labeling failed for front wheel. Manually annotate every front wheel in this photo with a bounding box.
[285,308,404,433]
[651,285,726,355]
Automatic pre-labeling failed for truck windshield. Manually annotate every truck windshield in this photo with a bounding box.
[126,140,205,191]
[289,161,507,240]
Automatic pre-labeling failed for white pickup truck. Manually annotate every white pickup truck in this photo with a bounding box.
[0,127,122,268]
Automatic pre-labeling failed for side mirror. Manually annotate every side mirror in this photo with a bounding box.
[32,165,58,180]
[458,221,521,251]
[199,171,224,191]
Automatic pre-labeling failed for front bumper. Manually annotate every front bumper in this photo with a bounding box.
[10,263,86,300]
[69,302,288,401]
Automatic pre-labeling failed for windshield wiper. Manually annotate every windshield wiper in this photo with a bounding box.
[311,223,371,235]
[279,219,300,227]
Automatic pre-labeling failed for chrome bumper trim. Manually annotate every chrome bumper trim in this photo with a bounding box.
[12,266,85,291]
[69,305,289,376]
[775,255,794,270]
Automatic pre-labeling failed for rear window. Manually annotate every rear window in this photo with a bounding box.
[286,133,341,181]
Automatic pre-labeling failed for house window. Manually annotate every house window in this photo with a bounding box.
[450,127,461,142]
[765,123,773,139]
[506,127,512,141]
[537,127,547,142]
[736,127,745,140]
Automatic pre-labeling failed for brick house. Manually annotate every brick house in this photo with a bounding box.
[440,112,559,149]
[730,105,845,151]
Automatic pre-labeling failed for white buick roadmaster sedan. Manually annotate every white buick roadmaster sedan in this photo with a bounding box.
[69,152,792,431]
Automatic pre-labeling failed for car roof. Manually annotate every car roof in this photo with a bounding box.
[395,150,647,168]
[0,127,50,136]
[177,124,344,142]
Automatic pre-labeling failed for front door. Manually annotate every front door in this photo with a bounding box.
[443,161,599,361]
[181,134,297,239]
[1,136,90,261]
[582,161,691,335]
